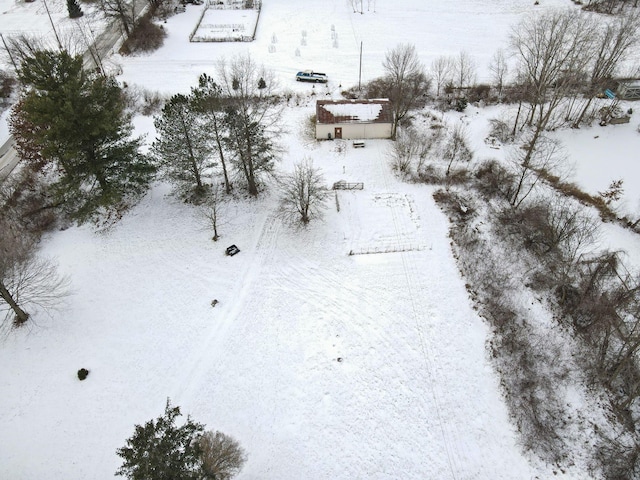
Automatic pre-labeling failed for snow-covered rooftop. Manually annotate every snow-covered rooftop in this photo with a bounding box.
[323,102,382,122]
[316,99,392,124]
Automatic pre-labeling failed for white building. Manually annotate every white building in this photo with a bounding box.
[315,99,393,140]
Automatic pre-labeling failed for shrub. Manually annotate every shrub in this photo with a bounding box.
[454,97,468,112]
[468,84,491,103]
[432,188,476,225]
[417,164,443,184]
[488,118,514,144]
[141,90,164,116]
[473,159,515,201]
[120,15,166,55]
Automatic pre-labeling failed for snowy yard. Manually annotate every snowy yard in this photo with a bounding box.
[1,124,557,479]
[1,0,640,479]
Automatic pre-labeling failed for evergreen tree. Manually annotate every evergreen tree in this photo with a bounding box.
[224,106,276,194]
[216,54,282,196]
[10,49,155,222]
[152,93,214,201]
[116,399,247,480]
[190,74,233,194]
[67,0,84,18]
[116,399,205,480]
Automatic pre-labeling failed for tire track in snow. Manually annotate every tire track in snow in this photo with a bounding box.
[171,207,283,404]
[372,147,465,480]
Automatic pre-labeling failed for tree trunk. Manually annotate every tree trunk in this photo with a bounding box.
[179,112,202,191]
[211,114,232,194]
[0,280,30,325]
[574,95,594,128]
[243,121,258,196]
[512,100,523,138]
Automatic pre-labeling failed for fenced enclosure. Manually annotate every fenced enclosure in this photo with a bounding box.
[348,243,430,256]
[333,181,364,190]
[189,0,261,42]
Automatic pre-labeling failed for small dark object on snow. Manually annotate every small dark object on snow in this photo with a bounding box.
[226,245,240,256]
[77,368,89,380]
[337,357,343,363]
[211,299,219,307]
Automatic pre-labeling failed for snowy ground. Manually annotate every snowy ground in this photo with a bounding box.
[0,0,105,49]
[2,0,640,479]
[1,105,567,479]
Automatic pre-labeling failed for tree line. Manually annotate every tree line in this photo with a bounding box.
[0,38,333,328]
[376,7,640,478]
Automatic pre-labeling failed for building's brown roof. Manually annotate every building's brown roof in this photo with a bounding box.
[316,99,393,125]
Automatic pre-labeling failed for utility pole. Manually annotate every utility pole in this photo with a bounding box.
[43,0,64,51]
[358,41,362,91]
[0,34,18,72]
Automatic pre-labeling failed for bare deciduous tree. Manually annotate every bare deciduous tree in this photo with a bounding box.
[389,126,440,177]
[489,48,509,99]
[199,430,247,480]
[217,54,283,196]
[443,122,473,176]
[508,135,565,208]
[0,173,69,329]
[573,12,640,127]
[430,55,454,97]
[454,50,477,90]
[0,219,69,328]
[100,0,137,37]
[382,43,431,138]
[199,183,226,241]
[279,158,329,225]
[510,10,595,163]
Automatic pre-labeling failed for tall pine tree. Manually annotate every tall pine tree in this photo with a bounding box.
[190,74,233,194]
[10,49,155,222]
[152,93,214,201]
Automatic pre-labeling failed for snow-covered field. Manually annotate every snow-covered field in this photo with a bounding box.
[2,0,640,479]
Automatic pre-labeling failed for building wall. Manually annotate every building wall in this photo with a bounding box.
[316,122,392,140]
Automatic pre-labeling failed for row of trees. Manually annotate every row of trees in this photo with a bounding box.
[385,9,640,477]
[1,45,328,327]
[508,10,639,164]
[362,12,634,148]
[384,9,639,202]
[153,56,282,200]
[8,45,287,216]
[375,9,639,145]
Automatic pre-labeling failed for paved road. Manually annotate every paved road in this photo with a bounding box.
[0,135,18,181]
